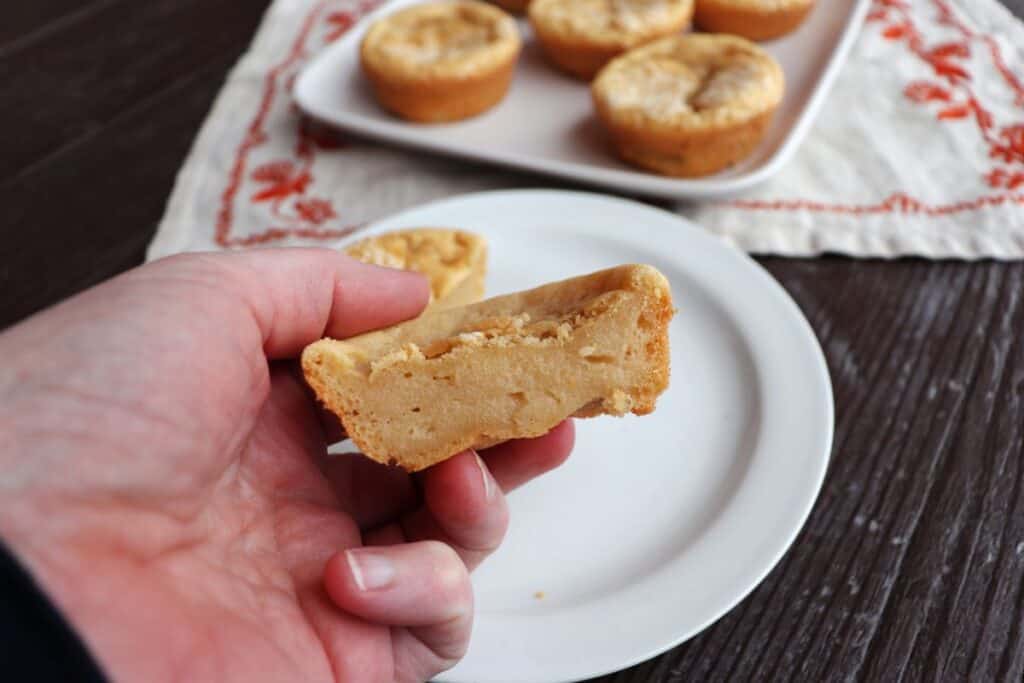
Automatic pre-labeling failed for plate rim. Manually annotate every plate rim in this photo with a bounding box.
[294,0,871,201]
[352,189,834,683]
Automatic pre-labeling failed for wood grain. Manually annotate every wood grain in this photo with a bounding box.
[0,0,266,179]
[1,2,1023,682]
[589,259,1024,683]
[1004,0,1024,15]
[0,55,243,324]
[0,0,113,51]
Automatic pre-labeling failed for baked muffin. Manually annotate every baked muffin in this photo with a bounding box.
[591,33,784,177]
[345,228,487,309]
[694,0,815,41]
[528,0,694,80]
[490,0,530,14]
[303,265,673,471]
[360,0,522,122]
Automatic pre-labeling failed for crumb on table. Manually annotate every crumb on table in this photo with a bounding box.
[533,591,545,600]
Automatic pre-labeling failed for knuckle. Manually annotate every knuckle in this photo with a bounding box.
[423,541,472,610]
[471,505,509,555]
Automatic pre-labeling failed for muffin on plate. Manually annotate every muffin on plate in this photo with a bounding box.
[360,0,521,122]
[591,33,784,177]
[528,0,694,80]
[694,0,815,41]
[345,228,488,309]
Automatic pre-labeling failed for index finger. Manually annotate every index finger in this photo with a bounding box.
[478,419,575,492]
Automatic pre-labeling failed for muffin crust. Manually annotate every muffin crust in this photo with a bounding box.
[360,1,521,121]
[529,0,694,79]
[694,0,815,41]
[592,33,784,176]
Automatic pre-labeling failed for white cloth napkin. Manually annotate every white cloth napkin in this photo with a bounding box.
[148,0,1024,261]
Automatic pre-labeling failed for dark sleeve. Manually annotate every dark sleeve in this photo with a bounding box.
[0,542,107,682]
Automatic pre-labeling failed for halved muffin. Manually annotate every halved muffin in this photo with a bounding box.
[303,265,673,471]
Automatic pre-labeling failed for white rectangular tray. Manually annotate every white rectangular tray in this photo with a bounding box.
[295,0,870,200]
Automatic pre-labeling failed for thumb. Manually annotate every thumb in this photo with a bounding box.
[147,247,430,358]
[324,541,473,670]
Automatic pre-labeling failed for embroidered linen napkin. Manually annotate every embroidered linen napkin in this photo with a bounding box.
[148,0,1024,260]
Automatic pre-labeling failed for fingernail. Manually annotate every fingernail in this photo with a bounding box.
[346,550,396,591]
[474,451,494,501]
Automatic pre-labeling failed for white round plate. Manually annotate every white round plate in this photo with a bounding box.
[355,190,833,683]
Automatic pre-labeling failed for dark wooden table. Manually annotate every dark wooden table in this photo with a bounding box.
[4,1,1024,681]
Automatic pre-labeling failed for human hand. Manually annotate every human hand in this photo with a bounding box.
[0,249,574,682]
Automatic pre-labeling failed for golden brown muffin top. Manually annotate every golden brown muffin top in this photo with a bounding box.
[529,0,693,47]
[345,228,486,302]
[361,0,520,80]
[592,33,784,129]
[701,0,813,9]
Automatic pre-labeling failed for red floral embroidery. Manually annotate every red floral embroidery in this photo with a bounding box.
[935,0,960,28]
[251,164,311,202]
[992,124,1024,165]
[973,99,994,130]
[251,161,296,184]
[217,0,384,247]
[295,198,337,224]
[882,23,910,39]
[932,59,969,83]
[866,0,909,23]
[937,104,971,120]
[986,169,1024,191]
[903,82,952,103]
[731,192,1024,216]
[249,156,336,227]
[929,41,970,59]
[732,0,1024,216]
[325,11,355,42]
[877,0,1024,190]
